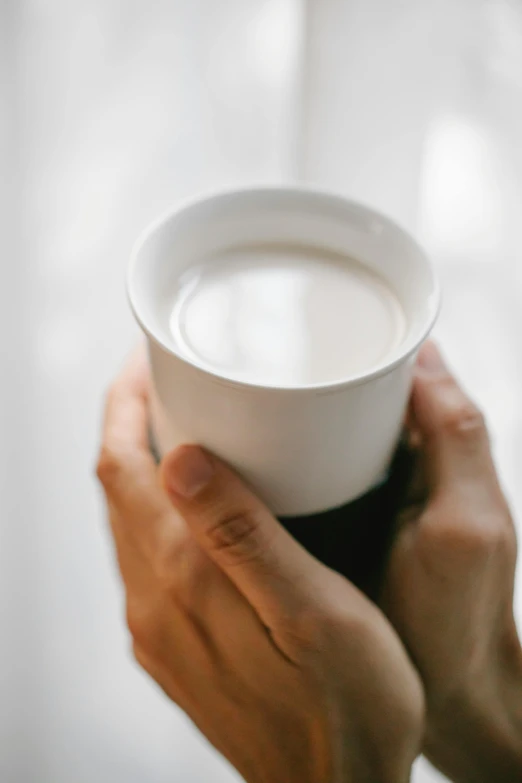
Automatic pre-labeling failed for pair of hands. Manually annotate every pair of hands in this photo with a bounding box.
[97,342,522,783]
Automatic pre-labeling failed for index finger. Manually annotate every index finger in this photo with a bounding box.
[97,345,174,533]
[412,342,500,503]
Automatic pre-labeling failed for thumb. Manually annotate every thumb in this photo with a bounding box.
[161,445,317,625]
[411,342,501,502]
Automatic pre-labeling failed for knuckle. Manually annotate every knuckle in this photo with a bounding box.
[204,509,262,564]
[283,585,374,655]
[276,605,326,657]
[304,606,375,662]
[455,524,500,557]
[126,603,162,652]
[468,514,515,556]
[323,603,374,646]
[420,505,513,563]
[96,445,124,488]
[126,605,146,643]
[156,542,209,609]
[440,399,487,441]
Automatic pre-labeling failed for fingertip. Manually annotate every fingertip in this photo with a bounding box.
[162,445,216,501]
[416,341,447,374]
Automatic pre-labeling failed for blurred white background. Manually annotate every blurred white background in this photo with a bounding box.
[1,0,521,781]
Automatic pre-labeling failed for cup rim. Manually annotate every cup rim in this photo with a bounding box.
[128,185,441,394]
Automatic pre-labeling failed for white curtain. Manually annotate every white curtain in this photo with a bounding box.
[1,1,521,780]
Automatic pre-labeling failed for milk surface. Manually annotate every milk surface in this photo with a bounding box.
[169,244,406,386]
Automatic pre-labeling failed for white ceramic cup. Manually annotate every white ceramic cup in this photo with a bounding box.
[128,187,440,517]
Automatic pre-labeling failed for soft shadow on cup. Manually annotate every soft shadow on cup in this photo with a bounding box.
[128,187,440,517]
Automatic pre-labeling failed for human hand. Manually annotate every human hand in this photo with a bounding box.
[97,349,424,783]
[383,342,522,783]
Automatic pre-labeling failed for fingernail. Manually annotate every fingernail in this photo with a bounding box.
[166,446,215,499]
[417,342,446,372]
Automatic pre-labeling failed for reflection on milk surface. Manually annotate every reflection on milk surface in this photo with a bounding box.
[169,245,407,387]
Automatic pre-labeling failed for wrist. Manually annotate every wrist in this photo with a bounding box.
[425,654,522,783]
